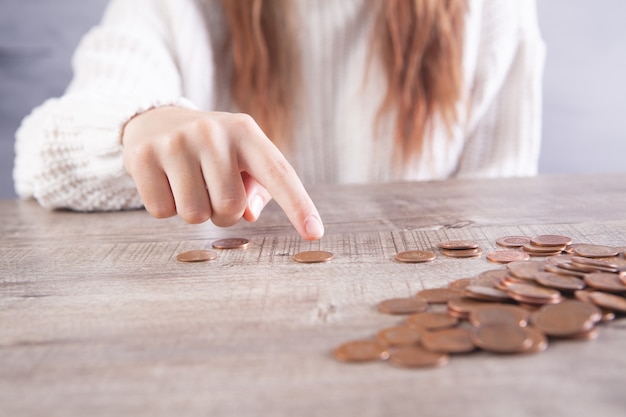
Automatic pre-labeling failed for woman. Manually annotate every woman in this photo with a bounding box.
[13,0,545,240]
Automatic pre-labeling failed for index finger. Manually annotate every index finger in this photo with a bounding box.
[236,125,324,240]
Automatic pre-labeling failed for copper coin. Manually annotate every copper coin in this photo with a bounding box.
[506,260,545,280]
[571,256,619,273]
[416,288,463,304]
[388,346,449,368]
[448,278,476,291]
[530,300,601,337]
[212,237,250,249]
[394,250,436,263]
[588,291,626,313]
[333,340,389,362]
[487,250,530,264]
[447,296,494,318]
[506,283,562,305]
[567,327,600,341]
[522,242,566,254]
[544,264,586,278]
[375,326,422,347]
[572,244,620,258]
[405,311,459,330]
[530,235,572,248]
[471,322,532,354]
[293,250,334,263]
[420,327,476,353]
[176,250,218,263]
[438,240,480,250]
[469,304,530,328]
[554,260,599,274]
[584,272,626,292]
[535,272,586,291]
[544,254,575,266]
[496,236,531,248]
[377,297,429,315]
[477,269,509,285]
[465,285,511,302]
[440,248,483,258]
[521,326,549,353]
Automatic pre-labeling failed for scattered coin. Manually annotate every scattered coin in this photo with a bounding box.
[333,340,389,362]
[420,327,476,353]
[588,291,626,313]
[293,250,334,263]
[447,277,476,291]
[506,260,545,280]
[394,250,436,263]
[535,272,586,291]
[506,283,562,305]
[438,240,480,250]
[471,322,532,353]
[530,300,601,337]
[496,236,531,248]
[469,304,530,328]
[441,247,483,258]
[405,311,459,330]
[388,346,449,368]
[487,250,530,264]
[583,272,626,292]
[521,326,549,353]
[375,326,422,347]
[212,237,250,249]
[522,242,566,254]
[377,297,429,315]
[530,235,573,248]
[571,256,619,273]
[176,250,218,263]
[464,285,511,302]
[416,288,463,304]
[572,244,620,258]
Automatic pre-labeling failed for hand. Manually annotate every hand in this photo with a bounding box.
[121,107,324,240]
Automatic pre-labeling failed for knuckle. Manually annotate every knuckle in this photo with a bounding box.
[230,113,261,136]
[178,209,211,225]
[146,203,176,219]
[212,197,246,218]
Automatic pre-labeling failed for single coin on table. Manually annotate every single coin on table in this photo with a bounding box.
[212,237,250,249]
[176,250,218,263]
[530,234,573,248]
[293,250,334,263]
[437,240,480,250]
[395,250,436,263]
[388,346,449,368]
[471,322,532,354]
[496,236,531,248]
[333,340,389,362]
[530,300,601,337]
[377,297,429,315]
[487,250,530,264]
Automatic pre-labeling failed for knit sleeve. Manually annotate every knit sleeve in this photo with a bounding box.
[13,0,205,211]
[455,0,546,178]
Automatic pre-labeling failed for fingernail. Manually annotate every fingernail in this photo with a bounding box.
[304,215,324,239]
[249,194,264,220]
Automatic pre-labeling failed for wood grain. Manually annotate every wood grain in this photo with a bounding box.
[1,173,625,417]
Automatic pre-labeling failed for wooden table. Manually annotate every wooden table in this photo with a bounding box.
[1,173,625,417]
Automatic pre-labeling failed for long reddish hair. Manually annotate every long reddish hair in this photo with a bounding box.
[221,0,467,162]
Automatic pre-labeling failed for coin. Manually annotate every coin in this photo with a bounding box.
[571,256,619,273]
[375,326,422,347]
[506,260,545,280]
[572,244,620,258]
[447,296,494,319]
[535,272,586,291]
[487,250,530,264]
[496,236,531,248]
[333,340,389,362]
[293,250,334,263]
[520,326,549,353]
[416,288,463,304]
[377,297,429,315]
[388,346,449,368]
[448,277,476,291]
[506,283,562,305]
[405,311,459,330]
[522,242,566,254]
[530,235,573,248]
[588,291,626,313]
[394,250,436,263]
[465,285,511,302]
[440,247,483,258]
[469,304,530,327]
[176,250,218,263]
[212,237,250,249]
[543,264,586,278]
[471,322,532,353]
[583,272,626,292]
[420,327,476,353]
[438,240,480,250]
[530,300,601,337]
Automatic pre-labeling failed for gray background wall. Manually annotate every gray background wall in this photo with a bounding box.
[0,1,625,200]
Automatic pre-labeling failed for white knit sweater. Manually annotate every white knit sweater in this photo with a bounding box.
[14,0,545,211]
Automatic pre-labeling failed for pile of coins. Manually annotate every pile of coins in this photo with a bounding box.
[334,234,626,369]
